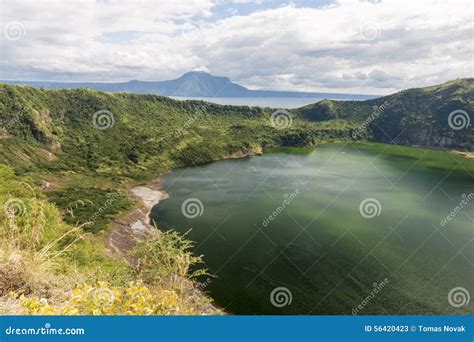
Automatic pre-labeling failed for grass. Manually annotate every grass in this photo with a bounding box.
[0,164,219,315]
[0,79,472,315]
[47,187,133,234]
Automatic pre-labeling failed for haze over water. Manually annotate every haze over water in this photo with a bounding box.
[152,143,474,315]
[171,96,369,109]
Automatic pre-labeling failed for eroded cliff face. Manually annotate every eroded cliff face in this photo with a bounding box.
[107,185,169,261]
[433,136,474,151]
[299,79,474,152]
[371,125,473,151]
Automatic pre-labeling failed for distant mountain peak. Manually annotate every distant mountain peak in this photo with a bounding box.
[181,71,211,79]
[183,70,209,76]
[180,71,230,82]
[2,72,378,99]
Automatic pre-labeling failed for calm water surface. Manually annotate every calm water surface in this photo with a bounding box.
[171,96,362,109]
[152,143,473,315]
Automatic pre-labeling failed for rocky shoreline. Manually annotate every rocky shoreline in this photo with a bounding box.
[107,146,262,259]
[106,181,169,261]
[106,143,471,259]
[106,176,222,314]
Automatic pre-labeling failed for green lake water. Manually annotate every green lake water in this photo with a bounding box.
[151,143,473,315]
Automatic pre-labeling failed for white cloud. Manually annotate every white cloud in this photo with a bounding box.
[0,0,472,94]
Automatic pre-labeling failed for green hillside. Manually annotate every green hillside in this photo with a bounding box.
[0,79,472,315]
[0,84,355,178]
[1,78,471,180]
[0,79,472,235]
[0,82,353,315]
[295,78,473,150]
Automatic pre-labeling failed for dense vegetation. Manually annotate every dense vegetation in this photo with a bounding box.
[0,164,216,314]
[296,78,473,150]
[0,84,354,177]
[0,78,471,315]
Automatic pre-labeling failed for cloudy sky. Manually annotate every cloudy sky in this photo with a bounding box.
[0,0,472,94]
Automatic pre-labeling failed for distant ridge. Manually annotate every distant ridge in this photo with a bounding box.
[2,71,376,100]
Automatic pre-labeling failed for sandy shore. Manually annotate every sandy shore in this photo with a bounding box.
[106,181,222,314]
[107,181,169,259]
[451,150,474,160]
[106,147,263,259]
[131,185,169,214]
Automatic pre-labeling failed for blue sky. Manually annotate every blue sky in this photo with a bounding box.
[99,1,334,44]
[98,0,331,44]
[210,0,332,20]
[1,0,472,94]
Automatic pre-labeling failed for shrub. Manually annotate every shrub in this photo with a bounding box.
[0,164,83,259]
[131,230,209,286]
